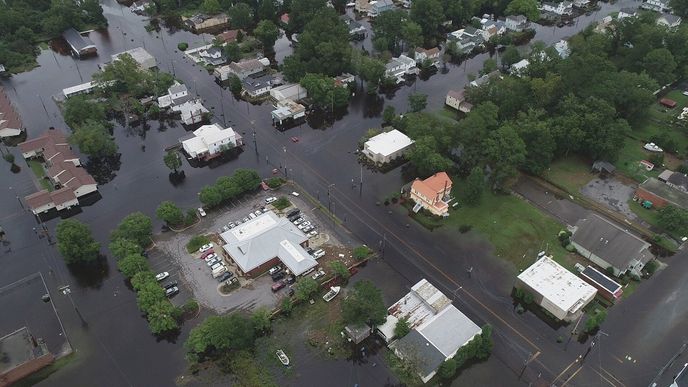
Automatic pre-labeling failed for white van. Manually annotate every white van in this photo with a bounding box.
[313,249,325,259]
[212,265,227,278]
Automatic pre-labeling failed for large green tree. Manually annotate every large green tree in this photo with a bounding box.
[109,238,143,260]
[514,109,555,175]
[410,0,444,43]
[228,3,254,30]
[164,151,182,173]
[63,95,106,128]
[56,219,101,264]
[288,0,327,32]
[300,73,351,110]
[147,300,179,334]
[658,206,688,235]
[408,93,428,112]
[670,0,688,17]
[69,120,117,157]
[505,0,539,21]
[156,201,184,226]
[484,125,526,189]
[293,277,319,302]
[254,20,280,53]
[185,314,256,358]
[342,280,387,326]
[642,48,677,86]
[111,212,153,248]
[199,185,223,207]
[117,253,149,279]
[462,167,485,206]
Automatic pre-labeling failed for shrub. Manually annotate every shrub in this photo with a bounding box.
[182,299,199,314]
[644,260,659,275]
[3,153,15,163]
[178,42,188,51]
[329,261,351,283]
[187,235,210,253]
[459,224,472,233]
[266,177,285,188]
[272,196,291,210]
[394,318,410,339]
[605,266,615,276]
[565,244,576,252]
[352,245,372,261]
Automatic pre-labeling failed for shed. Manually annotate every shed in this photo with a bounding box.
[660,98,677,108]
[591,160,615,175]
[344,324,371,344]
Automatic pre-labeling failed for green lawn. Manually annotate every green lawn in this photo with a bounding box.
[413,190,571,270]
[28,159,52,191]
[615,137,661,182]
[542,156,593,194]
[629,89,688,157]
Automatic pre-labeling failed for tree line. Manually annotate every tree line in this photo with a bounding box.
[199,169,261,207]
[0,0,106,73]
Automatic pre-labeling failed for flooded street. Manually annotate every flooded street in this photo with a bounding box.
[0,0,642,385]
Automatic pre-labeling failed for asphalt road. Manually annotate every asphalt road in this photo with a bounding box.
[0,0,665,386]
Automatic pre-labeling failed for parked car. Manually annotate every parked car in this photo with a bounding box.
[200,250,215,259]
[204,253,218,263]
[206,258,219,267]
[261,207,268,213]
[271,281,286,292]
[290,136,299,143]
[217,271,234,282]
[265,196,277,204]
[198,207,207,217]
[291,192,300,197]
[163,281,178,289]
[254,210,262,216]
[249,213,257,219]
[308,231,318,237]
[311,269,325,280]
[298,224,307,230]
[228,222,236,228]
[302,226,314,233]
[293,218,304,225]
[268,266,282,275]
[242,217,250,222]
[313,249,325,259]
[155,272,169,281]
[302,221,312,227]
[210,262,224,271]
[271,271,285,281]
[287,287,295,297]
[198,243,213,253]
[221,225,229,233]
[165,286,179,298]
[285,275,296,285]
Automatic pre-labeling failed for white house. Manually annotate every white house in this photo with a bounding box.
[445,90,473,113]
[172,99,209,125]
[368,0,395,17]
[554,39,570,58]
[270,83,308,102]
[385,55,417,82]
[481,20,507,41]
[505,15,529,31]
[510,58,530,76]
[157,82,189,108]
[379,279,482,383]
[541,1,573,15]
[617,7,638,19]
[181,123,242,160]
[657,13,682,28]
[363,129,415,164]
[355,0,371,13]
[271,100,306,126]
[111,47,156,69]
[516,255,597,321]
[447,27,484,54]
[573,0,590,8]
[641,0,671,12]
[414,47,441,66]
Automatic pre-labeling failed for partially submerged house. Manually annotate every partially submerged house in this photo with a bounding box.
[183,14,229,33]
[362,129,415,165]
[157,82,190,109]
[445,90,473,113]
[62,28,97,58]
[172,99,209,125]
[180,123,242,161]
[409,172,453,216]
[111,47,156,69]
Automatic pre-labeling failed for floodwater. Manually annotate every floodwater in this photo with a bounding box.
[0,0,641,385]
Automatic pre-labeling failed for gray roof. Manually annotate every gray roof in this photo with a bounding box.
[168,83,187,95]
[62,28,95,52]
[619,7,636,14]
[507,15,528,22]
[668,172,688,190]
[373,0,394,9]
[242,74,276,93]
[640,177,688,208]
[591,160,615,174]
[391,330,445,379]
[659,13,682,25]
[572,214,653,271]
[220,211,316,275]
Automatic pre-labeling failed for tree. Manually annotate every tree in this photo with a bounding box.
[164,151,182,173]
[514,109,555,175]
[137,281,166,314]
[232,169,261,192]
[642,48,677,86]
[329,261,351,283]
[407,136,452,178]
[56,219,101,264]
[342,280,387,326]
[228,3,253,30]
[254,20,279,53]
[257,0,278,21]
[484,125,526,189]
[505,0,539,21]
[147,300,179,334]
[109,238,143,260]
[383,105,396,124]
[289,0,327,33]
[156,201,184,226]
[111,212,153,248]
[185,314,256,357]
[394,318,411,338]
[300,73,351,110]
[410,0,444,43]
[658,205,688,234]
[64,95,106,128]
[201,0,222,14]
[69,120,117,157]
[131,270,156,291]
[584,309,607,333]
[481,58,497,75]
[251,307,272,335]
[438,358,457,379]
[199,185,223,208]
[670,0,688,17]
[401,21,423,50]
[228,74,242,94]
[354,54,386,91]
[223,42,242,62]
[117,253,149,279]
[293,277,319,301]
[372,10,406,52]
[500,46,522,69]
[408,93,428,112]
[352,245,372,261]
[463,167,485,205]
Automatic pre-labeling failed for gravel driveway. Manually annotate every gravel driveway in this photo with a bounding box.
[580,177,637,220]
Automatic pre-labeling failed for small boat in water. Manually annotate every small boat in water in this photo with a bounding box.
[276,349,290,366]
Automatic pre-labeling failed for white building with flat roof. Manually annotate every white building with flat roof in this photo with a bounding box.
[111,47,156,69]
[516,255,597,321]
[363,129,414,165]
[220,211,316,276]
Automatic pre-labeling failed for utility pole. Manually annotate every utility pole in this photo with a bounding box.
[327,184,335,212]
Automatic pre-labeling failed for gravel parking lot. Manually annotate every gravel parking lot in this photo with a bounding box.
[153,188,346,314]
[581,177,638,220]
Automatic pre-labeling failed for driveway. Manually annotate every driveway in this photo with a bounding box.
[580,177,637,220]
[512,177,591,226]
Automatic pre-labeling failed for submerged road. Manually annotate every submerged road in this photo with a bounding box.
[0,0,668,386]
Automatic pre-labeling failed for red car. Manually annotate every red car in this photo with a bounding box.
[271,280,286,292]
[200,250,215,259]
[290,136,299,143]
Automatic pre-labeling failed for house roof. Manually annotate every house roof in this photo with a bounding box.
[507,15,528,23]
[111,47,156,69]
[229,58,266,73]
[391,330,446,380]
[365,129,414,157]
[220,211,315,275]
[658,13,681,25]
[281,13,290,24]
[517,256,597,318]
[415,47,440,56]
[640,177,688,208]
[422,172,452,193]
[50,186,78,204]
[619,7,636,14]
[446,89,465,101]
[668,172,688,190]
[242,74,275,93]
[658,169,674,181]
[24,190,53,209]
[591,160,615,173]
[18,130,68,154]
[572,214,653,271]
[62,28,95,52]
[216,30,240,42]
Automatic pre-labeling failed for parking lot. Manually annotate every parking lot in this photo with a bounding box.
[580,177,638,220]
[145,248,192,308]
[154,188,346,314]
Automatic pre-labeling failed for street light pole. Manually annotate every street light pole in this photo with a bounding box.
[327,183,335,212]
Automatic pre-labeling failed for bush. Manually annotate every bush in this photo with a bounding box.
[187,235,210,253]
[272,196,291,210]
[584,309,607,333]
[3,153,15,164]
[182,299,199,314]
[329,261,351,283]
[644,260,659,275]
[281,298,293,315]
[565,244,576,252]
[394,318,410,339]
[438,358,457,380]
[178,42,188,51]
[266,177,285,189]
[459,224,472,233]
[605,266,615,276]
[352,245,372,261]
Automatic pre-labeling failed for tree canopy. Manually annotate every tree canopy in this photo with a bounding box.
[164,151,182,173]
[156,201,185,226]
[254,20,280,53]
[341,280,387,326]
[56,219,101,264]
[300,73,351,110]
[69,120,118,158]
[111,212,153,248]
[505,0,539,21]
[185,314,256,359]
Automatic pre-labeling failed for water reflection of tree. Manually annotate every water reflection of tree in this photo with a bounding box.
[85,153,122,185]
[362,94,384,118]
[66,254,110,290]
